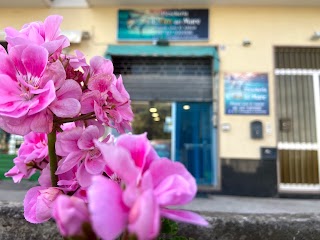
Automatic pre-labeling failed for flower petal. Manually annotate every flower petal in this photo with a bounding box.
[0,115,32,135]
[95,141,139,184]
[41,60,66,89]
[153,174,196,206]
[80,90,99,114]
[44,15,63,41]
[38,164,52,187]
[76,163,93,188]
[56,151,83,174]
[56,80,82,100]
[128,190,160,240]
[88,176,128,240]
[28,81,56,115]
[52,195,90,237]
[24,186,46,223]
[77,125,100,150]
[149,159,197,205]
[9,45,27,76]
[0,74,22,106]
[0,50,16,79]
[160,208,208,226]
[116,133,150,169]
[56,127,83,156]
[5,166,24,183]
[84,154,106,175]
[42,38,69,55]
[0,45,5,54]
[30,110,53,134]
[21,45,48,78]
[90,56,114,75]
[49,98,80,118]
[88,73,113,93]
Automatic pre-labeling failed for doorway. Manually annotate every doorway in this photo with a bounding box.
[131,101,215,186]
[111,50,218,187]
[275,47,320,192]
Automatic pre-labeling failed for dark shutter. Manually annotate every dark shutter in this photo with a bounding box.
[112,56,212,102]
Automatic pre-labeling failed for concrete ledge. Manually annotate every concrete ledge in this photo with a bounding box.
[178,212,320,240]
[0,202,61,240]
[1,202,320,240]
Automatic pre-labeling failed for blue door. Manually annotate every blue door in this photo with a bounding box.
[174,102,215,185]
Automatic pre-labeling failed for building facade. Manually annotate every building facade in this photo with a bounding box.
[1,1,320,196]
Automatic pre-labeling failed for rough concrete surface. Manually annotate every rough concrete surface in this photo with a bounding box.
[0,202,61,240]
[2,181,320,239]
[2,201,320,240]
[177,212,320,240]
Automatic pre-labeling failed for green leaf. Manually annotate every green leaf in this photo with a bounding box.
[160,218,178,235]
[159,219,195,240]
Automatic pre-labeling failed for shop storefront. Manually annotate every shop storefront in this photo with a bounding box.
[107,45,219,188]
[1,3,320,196]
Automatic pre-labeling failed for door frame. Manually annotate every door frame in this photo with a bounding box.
[275,69,320,193]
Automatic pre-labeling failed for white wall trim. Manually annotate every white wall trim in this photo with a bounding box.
[278,142,318,150]
[279,183,320,192]
[275,69,320,75]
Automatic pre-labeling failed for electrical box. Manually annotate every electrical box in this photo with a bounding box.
[261,147,277,160]
[250,121,263,139]
[279,118,292,132]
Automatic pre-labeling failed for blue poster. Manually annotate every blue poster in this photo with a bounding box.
[225,73,269,115]
[118,9,209,41]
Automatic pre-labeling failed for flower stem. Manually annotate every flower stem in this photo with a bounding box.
[120,231,129,240]
[48,130,58,187]
[120,230,136,240]
[54,112,96,124]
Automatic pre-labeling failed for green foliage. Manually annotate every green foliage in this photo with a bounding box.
[0,154,15,180]
[0,154,40,181]
[160,218,178,235]
[158,218,194,240]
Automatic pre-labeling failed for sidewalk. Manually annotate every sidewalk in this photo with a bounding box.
[1,180,320,214]
[182,194,320,214]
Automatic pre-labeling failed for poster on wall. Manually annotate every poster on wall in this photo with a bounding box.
[224,73,269,115]
[117,9,209,41]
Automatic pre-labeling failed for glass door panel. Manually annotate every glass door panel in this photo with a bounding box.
[174,102,213,185]
[131,101,172,158]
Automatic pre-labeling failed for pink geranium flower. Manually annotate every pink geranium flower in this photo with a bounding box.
[24,186,62,223]
[0,46,82,134]
[88,133,208,240]
[52,195,90,237]
[0,44,55,118]
[5,165,35,184]
[81,56,133,133]
[5,132,48,182]
[55,125,112,187]
[0,45,55,134]
[5,15,69,57]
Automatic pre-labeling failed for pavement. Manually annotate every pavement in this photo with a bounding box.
[182,194,320,214]
[1,180,320,214]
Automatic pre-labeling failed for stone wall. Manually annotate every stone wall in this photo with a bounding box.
[1,202,320,240]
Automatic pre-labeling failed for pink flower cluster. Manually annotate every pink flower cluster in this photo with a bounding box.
[1,15,208,240]
[0,15,133,135]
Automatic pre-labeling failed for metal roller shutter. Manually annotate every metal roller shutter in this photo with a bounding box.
[112,56,213,102]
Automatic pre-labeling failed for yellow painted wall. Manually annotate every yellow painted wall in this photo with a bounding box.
[1,6,320,159]
[213,7,320,159]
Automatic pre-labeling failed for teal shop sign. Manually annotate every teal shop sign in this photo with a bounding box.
[117,9,209,41]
